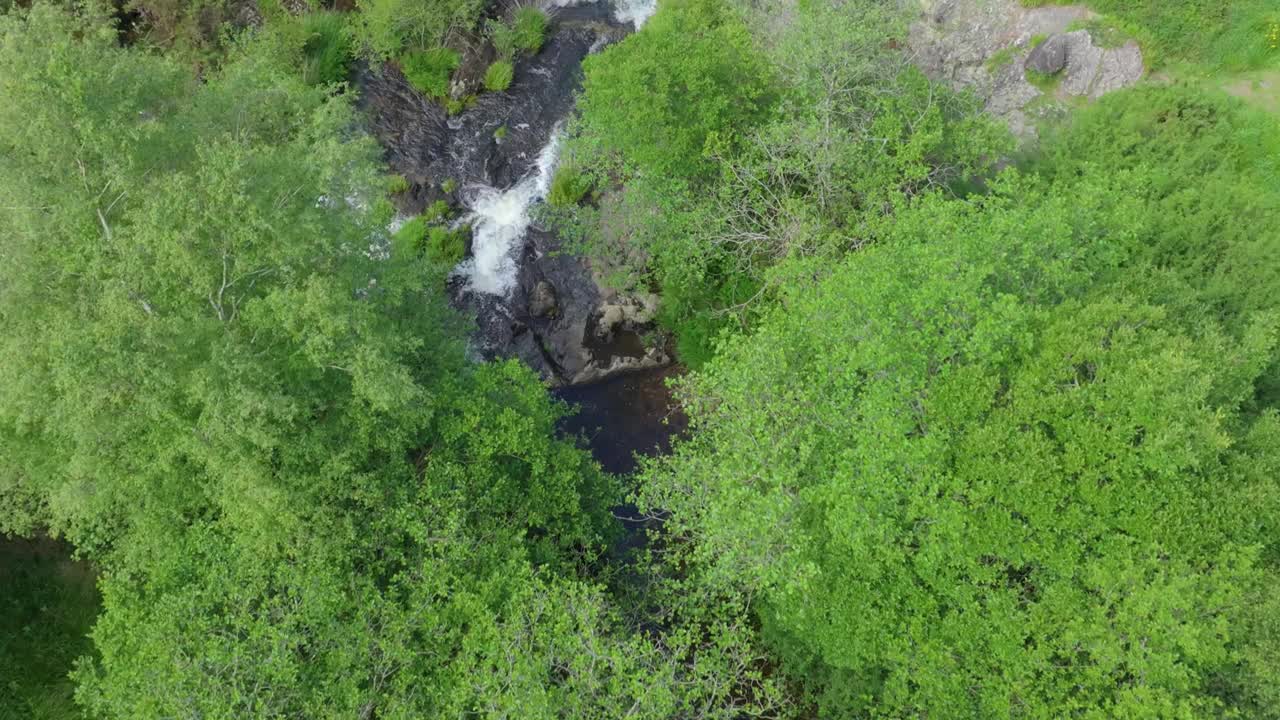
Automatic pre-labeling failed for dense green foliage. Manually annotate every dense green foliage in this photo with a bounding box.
[121,0,237,61]
[637,85,1280,718]
[0,6,767,718]
[566,0,1005,364]
[399,46,459,98]
[298,10,351,86]
[4,0,1280,718]
[576,0,773,182]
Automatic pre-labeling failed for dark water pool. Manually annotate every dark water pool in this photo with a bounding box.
[552,365,687,476]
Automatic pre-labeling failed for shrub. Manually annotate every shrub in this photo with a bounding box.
[487,18,518,58]
[391,215,427,257]
[400,47,459,98]
[484,60,514,92]
[512,7,548,53]
[349,0,487,59]
[124,0,234,60]
[424,199,451,222]
[426,224,467,265]
[494,125,508,140]
[547,164,591,207]
[300,11,352,86]
[442,178,458,193]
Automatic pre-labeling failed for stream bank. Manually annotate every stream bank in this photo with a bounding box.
[359,0,670,390]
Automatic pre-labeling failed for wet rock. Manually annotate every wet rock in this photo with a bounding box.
[354,60,449,195]
[593,294,659,342]
[529,280,558,317]
[362,6,668,387]
[1025,34,1068,75]
[357,7,626,214]
[450,41,496,100]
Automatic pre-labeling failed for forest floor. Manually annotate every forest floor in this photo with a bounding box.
[0,536,98,720]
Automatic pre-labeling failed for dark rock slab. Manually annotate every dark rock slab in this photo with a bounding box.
[1025,33,1068,75]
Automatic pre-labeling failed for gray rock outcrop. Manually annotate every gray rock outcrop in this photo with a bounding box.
[909,0,1145,139]
[1025,34,1068,75]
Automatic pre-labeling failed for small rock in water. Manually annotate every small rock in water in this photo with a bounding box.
[1025,34,1068,75]
[529,280,558,317]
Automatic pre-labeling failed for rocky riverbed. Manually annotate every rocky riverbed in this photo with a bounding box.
[358,1,669,389]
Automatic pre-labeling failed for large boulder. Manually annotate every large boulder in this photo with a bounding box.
[529,280,558,317]
[1024,34,1068,75]
[1060,30,1105,95]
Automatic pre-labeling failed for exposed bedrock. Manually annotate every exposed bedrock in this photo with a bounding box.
[909,0,1144,139]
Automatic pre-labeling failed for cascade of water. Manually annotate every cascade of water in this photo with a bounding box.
[611,0,658,28]
[454,131,563,296]
[454,0,656,297]
[546,0,657,29]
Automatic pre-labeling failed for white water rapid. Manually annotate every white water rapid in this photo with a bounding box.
[454,131,562,296]
[547,0,657,29]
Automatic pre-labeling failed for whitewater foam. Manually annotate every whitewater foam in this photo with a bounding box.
[455,131,563,296]
[546,0,657,29]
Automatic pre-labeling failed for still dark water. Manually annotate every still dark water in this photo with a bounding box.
[552,365,687,476]
[553,364,686,556]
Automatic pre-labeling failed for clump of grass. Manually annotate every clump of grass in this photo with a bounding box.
[445,94,477,116]
[484,60,514,92]
[426,224,467,265]
[488,19,518,59]
[300,11,352,86]
[424,199,451,223]
[494,125,509,140]
[442,178,458,194]
[512,7,548,53]
[400,47,459,99]
[1026,67,1063,93]
[391,216,427,258]
[986,47,1017,72]
[547,164,592,207]
[387,175,410,195]
[391,213,468,265]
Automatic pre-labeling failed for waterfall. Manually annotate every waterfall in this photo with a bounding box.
[546,0,658,29]
[454,131,563,296]
[454,0,656,297]
[611,0,658,28]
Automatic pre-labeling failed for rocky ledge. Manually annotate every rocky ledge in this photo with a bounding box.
[909,0,1144,138]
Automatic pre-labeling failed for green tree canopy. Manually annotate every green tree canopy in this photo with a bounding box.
[0,7,682,717]
[639,150,1280,716]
